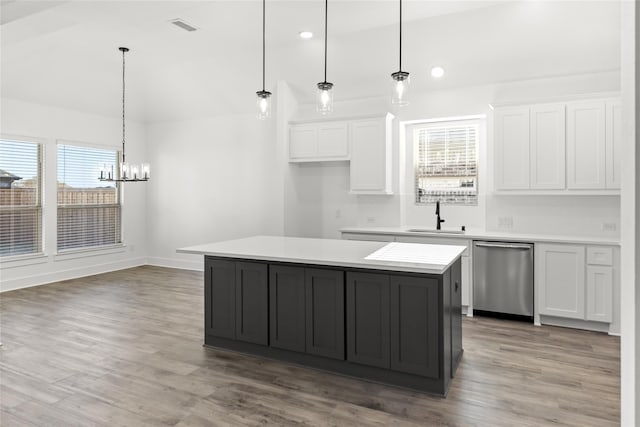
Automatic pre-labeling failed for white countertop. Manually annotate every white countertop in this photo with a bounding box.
[340,226,620,246]
[177,235,466,275]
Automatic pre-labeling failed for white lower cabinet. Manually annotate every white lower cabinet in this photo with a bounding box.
[537,244,613,323]
[537,244,586,319]
[586,266,613,322]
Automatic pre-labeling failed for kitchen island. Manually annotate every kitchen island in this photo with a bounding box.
[178,235,466,396]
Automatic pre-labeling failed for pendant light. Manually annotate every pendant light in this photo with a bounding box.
[256,0,271,119]
[316,0,333,114]
[99,47,150,182]
[391,0,410,106]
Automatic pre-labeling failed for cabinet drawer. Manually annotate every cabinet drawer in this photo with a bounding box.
[586,247,613,266]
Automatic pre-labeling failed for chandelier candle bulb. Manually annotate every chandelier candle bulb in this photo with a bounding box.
[141,163,150,180]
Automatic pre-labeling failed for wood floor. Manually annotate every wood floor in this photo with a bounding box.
[0,266,620,426]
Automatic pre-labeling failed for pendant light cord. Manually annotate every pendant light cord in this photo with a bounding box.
[121,48,126,163]
[262,0,266,91]
[324,0,328,82]
[399,0,402,72]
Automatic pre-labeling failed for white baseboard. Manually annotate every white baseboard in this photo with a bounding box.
[539,315,612,334]
[0,257,148,293]
[146,257,203,271]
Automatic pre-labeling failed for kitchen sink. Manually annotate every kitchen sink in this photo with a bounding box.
[405,228,466,234]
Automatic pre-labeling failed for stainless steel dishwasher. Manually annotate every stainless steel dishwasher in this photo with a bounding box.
[473,241,534,321]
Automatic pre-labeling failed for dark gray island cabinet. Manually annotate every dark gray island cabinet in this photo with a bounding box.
[179,236,465,396]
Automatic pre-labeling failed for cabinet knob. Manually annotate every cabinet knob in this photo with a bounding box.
[455,281,459,292]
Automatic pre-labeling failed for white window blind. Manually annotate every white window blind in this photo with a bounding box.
[57,144,121,251]
[0,139,42,257]
[415,122,479,205]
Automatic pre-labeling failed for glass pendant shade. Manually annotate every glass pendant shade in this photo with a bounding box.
[391,71,410,106]
[256,90,272,120]
[316,82,334,114]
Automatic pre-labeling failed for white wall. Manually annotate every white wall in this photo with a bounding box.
[620,1,637,424]
[284,71,622,240]
[145,112,282,270]
[0,98,148,291]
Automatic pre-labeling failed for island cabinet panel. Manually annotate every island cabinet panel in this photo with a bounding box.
[390,276,440,378]
[450,259,463,377]
[205,258,236,339]
[305,268,345,360]
[235,262,269,345]
[269,265,306,352]
[346,272,390,369]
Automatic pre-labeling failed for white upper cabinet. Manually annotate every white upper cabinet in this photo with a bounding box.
[605,100,622,189]
[289,124,317,159]
[566,101,606,189]
[289,121,349,162]
[493,97,619,193]
[349,115,393,195]
[530,104,566,189]
[494,107,530,190]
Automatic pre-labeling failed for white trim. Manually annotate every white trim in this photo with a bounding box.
[539,315,611,334]
[1,133,47,145]
[55,138,119,152]
[54,244,126,261]
[400,114,486,127]
[0,252,48,269]
[0,256,147,293]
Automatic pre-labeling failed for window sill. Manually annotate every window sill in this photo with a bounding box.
[54,244,127,262]
[0,252,48,269]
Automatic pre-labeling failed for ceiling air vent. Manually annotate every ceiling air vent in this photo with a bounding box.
[170,19,197,32]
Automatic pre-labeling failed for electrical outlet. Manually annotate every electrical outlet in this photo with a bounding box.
[129,244,135,252]
[498,217,513,229]
[366,216,376,224]
[335,209,341,219]
[602,222,617,232]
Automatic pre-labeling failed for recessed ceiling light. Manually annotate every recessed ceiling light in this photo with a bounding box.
[299,31,313,39]
[431,66,445,79]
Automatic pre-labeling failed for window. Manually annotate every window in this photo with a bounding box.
[0,139,42,257]
[414,121,479,205]
[57,143,121,251]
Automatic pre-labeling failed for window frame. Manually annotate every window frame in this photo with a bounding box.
[407,117,483,206]
[0,135,44,260]
[55,140,123,254]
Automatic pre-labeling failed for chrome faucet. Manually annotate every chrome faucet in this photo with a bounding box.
[435,201,445,230]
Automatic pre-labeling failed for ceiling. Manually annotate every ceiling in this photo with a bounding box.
[1,1,621,123]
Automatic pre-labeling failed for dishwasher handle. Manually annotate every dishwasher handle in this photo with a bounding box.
[475,242,532,250]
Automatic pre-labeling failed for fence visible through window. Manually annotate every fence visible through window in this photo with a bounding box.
[57,143,121,251]
[0,139,42,257]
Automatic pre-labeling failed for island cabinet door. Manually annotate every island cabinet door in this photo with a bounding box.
[235,262,269,345]
[305,268,345,360]
[346,272,390,368]
[390,275,440,379]
[269,265,306,352]
[205,258,236,339]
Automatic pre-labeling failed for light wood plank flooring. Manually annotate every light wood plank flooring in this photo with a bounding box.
[0,266,620,426]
